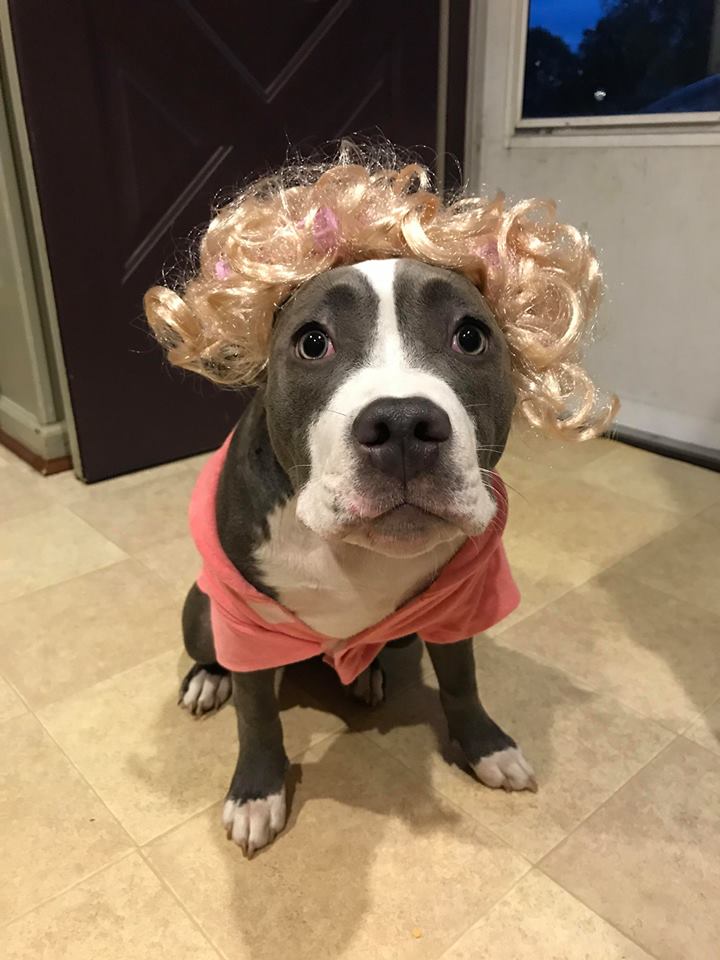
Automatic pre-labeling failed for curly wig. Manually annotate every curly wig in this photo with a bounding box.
[144,145,617,440]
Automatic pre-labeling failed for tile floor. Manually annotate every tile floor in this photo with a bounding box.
[1,429,719,959]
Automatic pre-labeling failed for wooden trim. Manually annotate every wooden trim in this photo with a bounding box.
[443,0,471,190]
[0,427,72,475]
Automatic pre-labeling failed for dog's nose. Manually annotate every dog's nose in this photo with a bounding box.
[351,396,451,482]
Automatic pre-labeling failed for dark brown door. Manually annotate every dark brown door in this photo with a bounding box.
[10,0,448,481]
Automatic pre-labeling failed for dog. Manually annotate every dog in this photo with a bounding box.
[177,257,536,855]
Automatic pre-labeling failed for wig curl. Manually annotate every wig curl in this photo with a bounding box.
[144,145,618,439]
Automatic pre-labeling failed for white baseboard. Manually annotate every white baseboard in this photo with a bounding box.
[0,394,69,460]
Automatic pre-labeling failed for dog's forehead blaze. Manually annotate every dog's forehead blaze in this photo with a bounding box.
[274,257,493,347]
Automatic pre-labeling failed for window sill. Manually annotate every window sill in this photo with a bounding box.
[507,126,720,149]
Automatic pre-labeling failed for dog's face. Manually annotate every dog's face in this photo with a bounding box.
[265,258,515,557]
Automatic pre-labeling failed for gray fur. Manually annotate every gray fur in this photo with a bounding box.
[393,259,516,469]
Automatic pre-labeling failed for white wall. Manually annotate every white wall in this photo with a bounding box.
[468,1,720,450]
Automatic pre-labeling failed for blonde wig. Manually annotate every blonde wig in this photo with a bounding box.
[145,145,618,439]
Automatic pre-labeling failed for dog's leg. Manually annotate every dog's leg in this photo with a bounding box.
[426,638,537,792]
[223,668,288,855]
[179,583,231,716]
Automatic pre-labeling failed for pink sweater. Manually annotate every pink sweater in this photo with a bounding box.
[190,435,520,685]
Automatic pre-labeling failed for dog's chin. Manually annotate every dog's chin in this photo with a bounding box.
[338,505,463,558]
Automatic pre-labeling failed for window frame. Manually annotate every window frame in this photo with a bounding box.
[513,0,720,132]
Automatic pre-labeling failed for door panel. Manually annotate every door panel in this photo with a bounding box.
[10,0,441,480]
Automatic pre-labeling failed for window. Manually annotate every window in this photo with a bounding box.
[522,0,720,120]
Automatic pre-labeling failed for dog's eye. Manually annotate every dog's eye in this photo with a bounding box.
[296,327,334,360]
[452,320,488,356]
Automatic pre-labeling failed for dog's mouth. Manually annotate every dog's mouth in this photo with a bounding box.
[336,495,465,544]
[368,502,440,534]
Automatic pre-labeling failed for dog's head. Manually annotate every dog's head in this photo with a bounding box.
[264,257,515,557]
[145,154,617,549]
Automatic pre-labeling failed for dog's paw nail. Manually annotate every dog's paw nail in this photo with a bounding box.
[472,746,537,793]
[180,668,231,716]
[222,789,287,854]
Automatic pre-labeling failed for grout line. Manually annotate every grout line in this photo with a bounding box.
[432,869,541,960]
[0,554,132,616]
[28,639,181,714]
[0,666,34,713]
[534,872,661,960]
[677,730,720,760]
[491,610,712,739]
[30,713,138,844]
[530,738,690,958]
[355,648,681,861]
[0,849,138,932]
[33,695,231,850]
[354,728,535,866]
[535,737,680,873]
[676,689,720,739]
[434,871,536,960]
[139,849,229,960]
[127,729,346,851]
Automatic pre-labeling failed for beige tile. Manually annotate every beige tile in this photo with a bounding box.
[685,698,720,757]
[0,443,16,465]
[498,531,601,632]
[441,870,653,960]
[182,450,215,475]
[495,453,560,496]
[505,424,615,467]
[543,738,720,960]
[0,560,179,708]
[614,515,720,618]
[0,506,126,604]
[0,714,132,923]
[3,853,220,959]
[41,457,191,507]
[38,650,345,844]
[0,464,54,523]
[362,640,671,862]
[497,570,720,732]
[0,674,27,723]
[579,443,720,515]
[505,477,679,568]
[136,535,200,600]
[701,500,720,527]
[67,469,198,553]
[147,732,529,960]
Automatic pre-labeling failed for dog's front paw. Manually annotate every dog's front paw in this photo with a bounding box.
[473,746,537,793]
[350,661,385,707]
[179,664,231,717]
[222,788,287,856]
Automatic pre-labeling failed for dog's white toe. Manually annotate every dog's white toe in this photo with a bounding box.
[181,669,231,716]
[473,746,537,792]
[222,788,287,855]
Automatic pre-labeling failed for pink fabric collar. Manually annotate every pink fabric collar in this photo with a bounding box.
[190,433,520,684]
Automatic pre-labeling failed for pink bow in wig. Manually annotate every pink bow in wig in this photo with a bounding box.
[311,206,340,253]
[214,257,231,280]
[473,237,500,268]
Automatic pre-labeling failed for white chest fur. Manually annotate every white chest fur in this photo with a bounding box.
[254,499,463,639]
